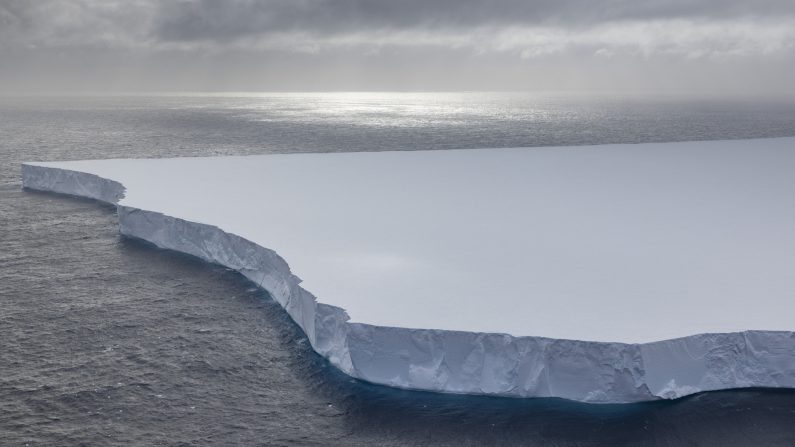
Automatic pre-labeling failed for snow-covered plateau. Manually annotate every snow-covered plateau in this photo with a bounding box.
[21,138,795,403]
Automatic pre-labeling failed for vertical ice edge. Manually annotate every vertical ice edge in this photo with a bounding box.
[20,138,795,403]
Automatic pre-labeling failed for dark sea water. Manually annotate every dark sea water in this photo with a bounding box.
[2,93,795,446]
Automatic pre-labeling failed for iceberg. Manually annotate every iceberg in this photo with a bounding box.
[21,137,795,403]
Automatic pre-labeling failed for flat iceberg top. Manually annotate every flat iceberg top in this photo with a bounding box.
[29,138,795,343]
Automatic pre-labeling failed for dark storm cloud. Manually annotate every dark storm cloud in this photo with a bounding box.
[150,0,795,42]
[1,0,794,93]
[2,0,795,48]
[0,0,155,49]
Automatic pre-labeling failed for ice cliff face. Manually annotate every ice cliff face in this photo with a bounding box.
[20,159,795,403]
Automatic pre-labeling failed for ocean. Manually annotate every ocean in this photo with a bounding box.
[2,92,795,446]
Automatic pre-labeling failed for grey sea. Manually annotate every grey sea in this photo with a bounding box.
[2,92,795,446]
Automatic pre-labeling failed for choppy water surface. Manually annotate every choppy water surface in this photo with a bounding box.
[2,93,795,446]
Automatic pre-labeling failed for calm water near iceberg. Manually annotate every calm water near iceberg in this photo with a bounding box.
[2,92,795,446]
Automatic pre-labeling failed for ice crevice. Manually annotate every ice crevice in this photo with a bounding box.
[19,144,795,404]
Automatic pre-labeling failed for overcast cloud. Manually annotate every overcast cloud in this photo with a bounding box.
[1,0,794,93]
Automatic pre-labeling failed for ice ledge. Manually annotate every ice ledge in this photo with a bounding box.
[21,162,795,403]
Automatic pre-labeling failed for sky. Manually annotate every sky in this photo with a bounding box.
[1,0,794,94]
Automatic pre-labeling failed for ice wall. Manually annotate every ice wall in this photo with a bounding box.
[21,143,795,403]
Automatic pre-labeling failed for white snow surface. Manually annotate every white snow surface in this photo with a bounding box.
[22,138,795,402]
